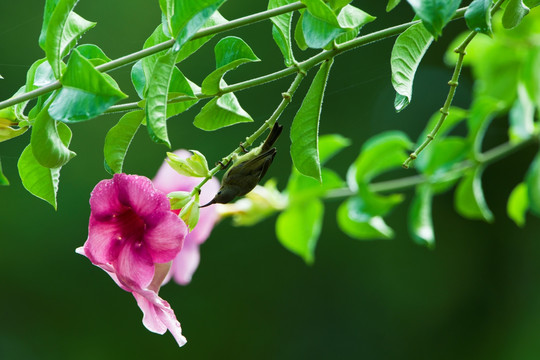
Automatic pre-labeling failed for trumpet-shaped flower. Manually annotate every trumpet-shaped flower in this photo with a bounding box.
[153,150,220,285]
[77,173,188,346]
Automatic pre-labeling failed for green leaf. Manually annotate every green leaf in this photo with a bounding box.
[391,23,434,112]
[387,0,402,12]
[179,191,200,231]
[31,102,76,168]
[193,91,253,131]
[163,0,226,49]
[287,168,345,204]
[409,184,435,247]
[104,110,144,174]
[524,0,540,7]
[76,44,111,66]
[276,199,323,264]
[176,11,227,63]
[416,106,468,147]
[145,50,183,147]
[502,0,530,29]
[465,0,493,36]
[328,0,352,11]
[507,182,528,227]
[166,150,210,177]
[0,118,28,143]
[354,131,412,183]
[526,152,540,216]
[467,97,505,155]
[201,37,260,96]
[406,0,461,38]
[49,49,127,123]
[25,59,49,93]
[0,159,9,186]
[454,166,494,222]
[269,0,296,66]
[509,84,535,142]
[137,25,171,98]
[294,12,309,51]
[337,197,394,240]
[18,121,73,209]
[329,5,376,46]
[290,59,334,182]
[302,10,344,49]
[521,48,540,109]
[168,191,193,210]
[319,134,351,164]
[41,0,96,78]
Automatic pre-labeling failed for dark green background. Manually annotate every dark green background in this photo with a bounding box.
[1,1,540,359]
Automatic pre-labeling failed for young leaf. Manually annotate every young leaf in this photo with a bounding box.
[507,182,528,227]
[301,10,344,49]
[201,37,260,96]
[25,59,49,92]
[391,22,434,112]
[406,0,461,38]
[76,44,111,65]
[465,0,493,36]
[48,49,127,123]
[387,0,401,12]
[168,191,193,210]
[337,197,394,240]
[334,5,376,45]
[454,166,494,222]
[31,102,76,168]
[104,110,144,174]
[276,199,324,264]
[193,91,253,131]
[269,0,296,66]
[526,152,540,216]
[164,0,226,49]
[145,50,186,147]
[502,0,530,29]
[409,184,435,248]
[294,12,309,51]
[18,122,73,209]
[509,84,535,142]
[166,151,210,177]
[290,58,334,182]
[178,191,200,231]
[0,159,9,186]
[41,0,96,78]
[319,134,351,164]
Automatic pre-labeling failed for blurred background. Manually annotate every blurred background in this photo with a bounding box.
[1,1,540,359]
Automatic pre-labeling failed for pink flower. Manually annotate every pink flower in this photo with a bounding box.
[77,173,188,346]
[153,150,220,285]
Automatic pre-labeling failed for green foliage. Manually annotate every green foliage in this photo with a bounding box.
[0,159,9,186]
[526,152,540,216]
[502,0,530,29]
[276,198,323,264]
[31,101,76,168]
[269,0,296,66]
[48,49,127,123]
[509,84,536,142]
[201,37,260,96]
[507,182,528,226]
[455,166,494,222]
[337,196,394,240]
[290,59,334,182]
[18,122,73,209]
[387,0,402,12]
[76,44,111,66]
[408,184,435,247]
[179,190,200,231]
[167,150,210,177]
[104,110,144,174]
[406,0,461,38]
[40,0,96,78]
[465,0,493,36]
[391,23,434,112]
[193,89,253,131]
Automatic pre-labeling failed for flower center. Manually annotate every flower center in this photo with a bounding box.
[115,207,146,243]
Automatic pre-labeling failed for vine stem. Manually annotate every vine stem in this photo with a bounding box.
[106,7,471,114]
[324,135,538,199]
[192,71,307,194]
[402,0,507,169]
[0,1,306,110]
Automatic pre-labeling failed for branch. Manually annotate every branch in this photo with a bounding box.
[0,1,307,110]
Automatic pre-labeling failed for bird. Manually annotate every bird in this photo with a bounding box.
[200,122,283,207]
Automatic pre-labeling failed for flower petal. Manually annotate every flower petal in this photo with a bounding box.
[144,211,187,263]
[84,216,123,265]
[114,240,154,289]
[89,177,124,220]
[76,246,132,292]
[171,241,200,285]
[114,173,170,219]
[133,289,187,347]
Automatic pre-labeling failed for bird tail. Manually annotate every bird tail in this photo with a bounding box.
[261,122,283,152]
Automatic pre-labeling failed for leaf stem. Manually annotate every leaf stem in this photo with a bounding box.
[403,0,507,169]
[0,1,307,111]
[192,71,307,193]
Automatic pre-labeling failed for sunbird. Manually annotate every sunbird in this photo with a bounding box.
[200,122,283,207]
